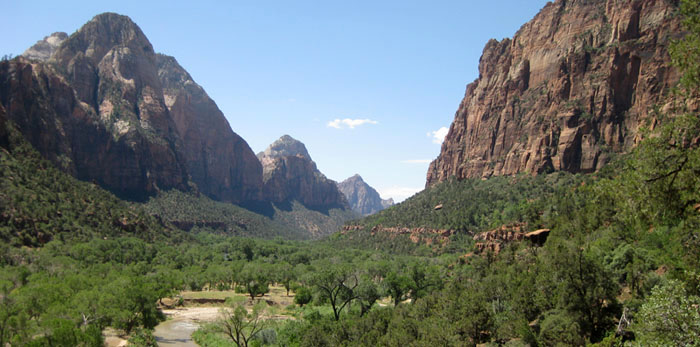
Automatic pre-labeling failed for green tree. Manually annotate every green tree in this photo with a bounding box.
[293,286,312,307]
[548,241,620,341]
[383,271,413,306]
[236,263,270,301]
[355,278,381,317]
[275,262,296,296]
[671,0,700,94]
[631,279,700,346]
[215,302,267,347]
[310,265,359,321]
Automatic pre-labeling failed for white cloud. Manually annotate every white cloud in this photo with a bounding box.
[400,159,432,164]
[377,186,423,203]
[327,118,378,129]
[427,126,449,144]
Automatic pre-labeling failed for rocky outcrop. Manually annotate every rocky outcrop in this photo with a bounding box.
[3,13,262,203]
[337,174,394,216]
[22,32,67,62]
[427,0,682,185]
[258,135,348,210]
[156,54,262,204]
[472,223,550,254]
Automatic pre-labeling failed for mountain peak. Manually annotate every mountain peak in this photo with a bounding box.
[259,135,311,160]
[338,174,393,216]
[22,32,68,62]
[52,12,154,67]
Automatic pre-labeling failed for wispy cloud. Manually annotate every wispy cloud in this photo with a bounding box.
[377,186,423,203]
[327,118,378,129]
[401,159,432,164]
[427,126,449,144]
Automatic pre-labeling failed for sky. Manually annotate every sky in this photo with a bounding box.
[2,0,548,202]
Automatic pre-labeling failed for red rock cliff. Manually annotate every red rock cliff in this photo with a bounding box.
[157,54,262,204]
[258,135,349,210]
[2,13,263,203]
[427,0,682,185]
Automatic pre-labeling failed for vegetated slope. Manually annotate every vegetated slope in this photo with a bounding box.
[333,172,583,254]
[428,0,682,185]
[270,200,359,238]
[141,190,311,240]
[360,172,581,231]
[0,112,183,246]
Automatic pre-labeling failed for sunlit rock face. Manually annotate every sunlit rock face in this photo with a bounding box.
[258,135,349,210]
[338,174,394,216]
[427,0,681,186]
[4,13,262,202]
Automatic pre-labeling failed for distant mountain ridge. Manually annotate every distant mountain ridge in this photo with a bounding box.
[257,135,349,211]
[337,174,394,216]
[0,12,356,239]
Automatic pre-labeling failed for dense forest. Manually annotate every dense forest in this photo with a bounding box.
[1,0,699,346]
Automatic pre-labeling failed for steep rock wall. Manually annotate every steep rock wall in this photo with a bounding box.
[427,0,681,185]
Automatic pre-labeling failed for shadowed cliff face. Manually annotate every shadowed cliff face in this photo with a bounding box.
[427,0,682,186]
[156,54,262,204]
[258,135,349,211]
[2,12,262,203]
[337,174,394,216]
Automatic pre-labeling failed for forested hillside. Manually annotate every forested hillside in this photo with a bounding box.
[0,0,698,346]
[0,117,183,247]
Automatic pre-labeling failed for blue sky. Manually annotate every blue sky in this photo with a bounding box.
[2,0,548,202]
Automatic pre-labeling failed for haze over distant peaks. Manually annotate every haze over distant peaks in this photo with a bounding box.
[338,174,394,216]
[257,135,349,210]
[258,134,311,161]
[22,32,67,61]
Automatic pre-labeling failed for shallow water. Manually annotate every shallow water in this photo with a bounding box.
[154,319,199,347]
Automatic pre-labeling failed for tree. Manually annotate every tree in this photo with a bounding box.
[355,278,381,317]
[236,263,270,301]
[548,241,620,341]
[293,286,312,307]
[310,265,358,321]
[216,302,267,347]
[406,262,440,303]
[383,271,412,306]
[275,262,296,296]
[103,277,164,334]
[671,0,700,94]
[631,279,700,346]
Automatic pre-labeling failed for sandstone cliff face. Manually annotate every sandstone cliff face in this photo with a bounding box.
[156,54,262,204]
[258,135,349,210]
[22,32,68,61]
[3,12,262,203]
[0,56,189,200]
[337,174,394,216]
[427,0,682,185]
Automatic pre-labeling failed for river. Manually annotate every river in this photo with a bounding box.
[153,307,221,347]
